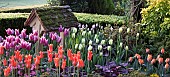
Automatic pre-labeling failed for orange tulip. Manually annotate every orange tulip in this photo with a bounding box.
[3,58,7,66]
[55,53,59,58]
[87,51,93,61]
[10,56,17,67]
[14,50,20,59]
[25,59,31,68]
[128,57,133,62]
[58,45,63,51]
[161,48,165,54]
[165,63,169,69]
[0,46,4,55]
[58,50,63,59]
[67,49,72,57]
[146,48,150,53]
[48,53,53,62]
[39,51,44,58]
[34,55,41,65]
[77,59,84,68]
[165,58,170,63]
[151,59,156,65]
[138,59,144,65]
[158,57,163,64]
[147,54,152,62]
[61,59,66,69]
[54,58,60,67]
[68,53,73,61]
[72,54,77,66]
[18,54,23,62]
[48,44,53,52]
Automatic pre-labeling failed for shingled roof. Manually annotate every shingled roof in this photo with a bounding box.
[24,5,78,31]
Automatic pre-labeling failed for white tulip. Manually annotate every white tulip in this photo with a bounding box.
[88,45,93,51]
[119,27,123,33]
[89,40,92,45]
[107,46,112,51]
[98,45,102,51]
[109,39,113,45]
[119,42,123,48]
[81,38,85,44]
[96,39,99,44]
[101,40,105,45]
[78,44,83,50]
[99,52,103,56]
[71,33,75,38]
[127,28,130,33]
[72,27,77,33]
[88,31,91,35]
[75,44,78,49]
[136,33,139,37]
[82,31,86,36]
[125,46,129,51]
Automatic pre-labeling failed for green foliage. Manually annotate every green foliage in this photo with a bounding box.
[47,0,60,6]
[140,0,170,51]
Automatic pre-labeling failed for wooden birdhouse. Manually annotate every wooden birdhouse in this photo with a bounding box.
[24,5,78,53]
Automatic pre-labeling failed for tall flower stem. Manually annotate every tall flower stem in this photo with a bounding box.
[77,68,79,77]
[12,68,14,77]
[56,67,58,77]
[59,60,61,77]
[28,68,30,77]
[73,66,76,77]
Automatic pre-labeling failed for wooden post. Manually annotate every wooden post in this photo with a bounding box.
[60,32,64,47]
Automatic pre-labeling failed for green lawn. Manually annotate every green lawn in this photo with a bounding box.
[0,0,47,7]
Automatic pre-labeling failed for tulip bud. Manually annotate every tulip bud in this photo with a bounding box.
[99,52,103,56]
[165,63,169,69]
[98,45,102,51]
[75,44,78,49]
[94,34,98,39]
[72,27,77,33]
[89,40,92,45]
[107,46,111,51]
[109,39,113,45]
[127,28,130,33]
[119,42,123,48]
[110,26,113,31]
[129,57,133,62]
[88,31,91,35]
[88,45,93,51]
[136,33,139,37]
[96,39,99,44]
[119,27,123,33]
[101,40,105,45]
[82,31,86,36]
[81,38,85,44]
[78,44,83,50]
[125,46,128,51]
[71,33,75,38]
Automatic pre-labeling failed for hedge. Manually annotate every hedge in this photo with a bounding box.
[0,13,126,36]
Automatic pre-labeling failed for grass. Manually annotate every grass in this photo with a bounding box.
[0,13,29,19]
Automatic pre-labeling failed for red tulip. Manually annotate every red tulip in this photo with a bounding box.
[4,66,11,77]
[165,58,170,63]
[3,58,7,66]
[77,59,84,68]
[68,53,73,61]
[67,49,72,57]
[138,59,144,65]
[128,57,133,62]
[135,54,141,59]
[72,54,77,66]
[151,59,156,65]
[55,53,59,58]
[0,46,4,55]
[146,48,150,53]
[158,57,163,64]
[87,51,93,61]
[39,51,44,58]
[10,56,17,67]
[161,48,165,54]
[48,53,53,62]
[61,59,66,69]
[147,54,152,62]
[54,58,60,67]
[77,51,81,59]
[48,44,53,52]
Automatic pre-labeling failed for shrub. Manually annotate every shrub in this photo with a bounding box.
[140,0,170,52]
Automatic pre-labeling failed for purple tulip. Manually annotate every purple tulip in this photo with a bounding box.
[10,41,17,48]
[33,30,38,36]
[15,45,21,50]
[92,24,96,29]
[56,36,62,43]
[4,41,10,49]
[6,35,15,43]
[0,36,3,42]
[6,28,14,35]
[58,25,64,32]
[33,36,38,42]
[26,43,31,50]
[15,36,21,43]
[20,29,27,38]
[49,32,54,39]
[64,28,69,36]
[29,33,34,41]
[51,33,58,40]
[15,29,20,36]
[40,36,48,46]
